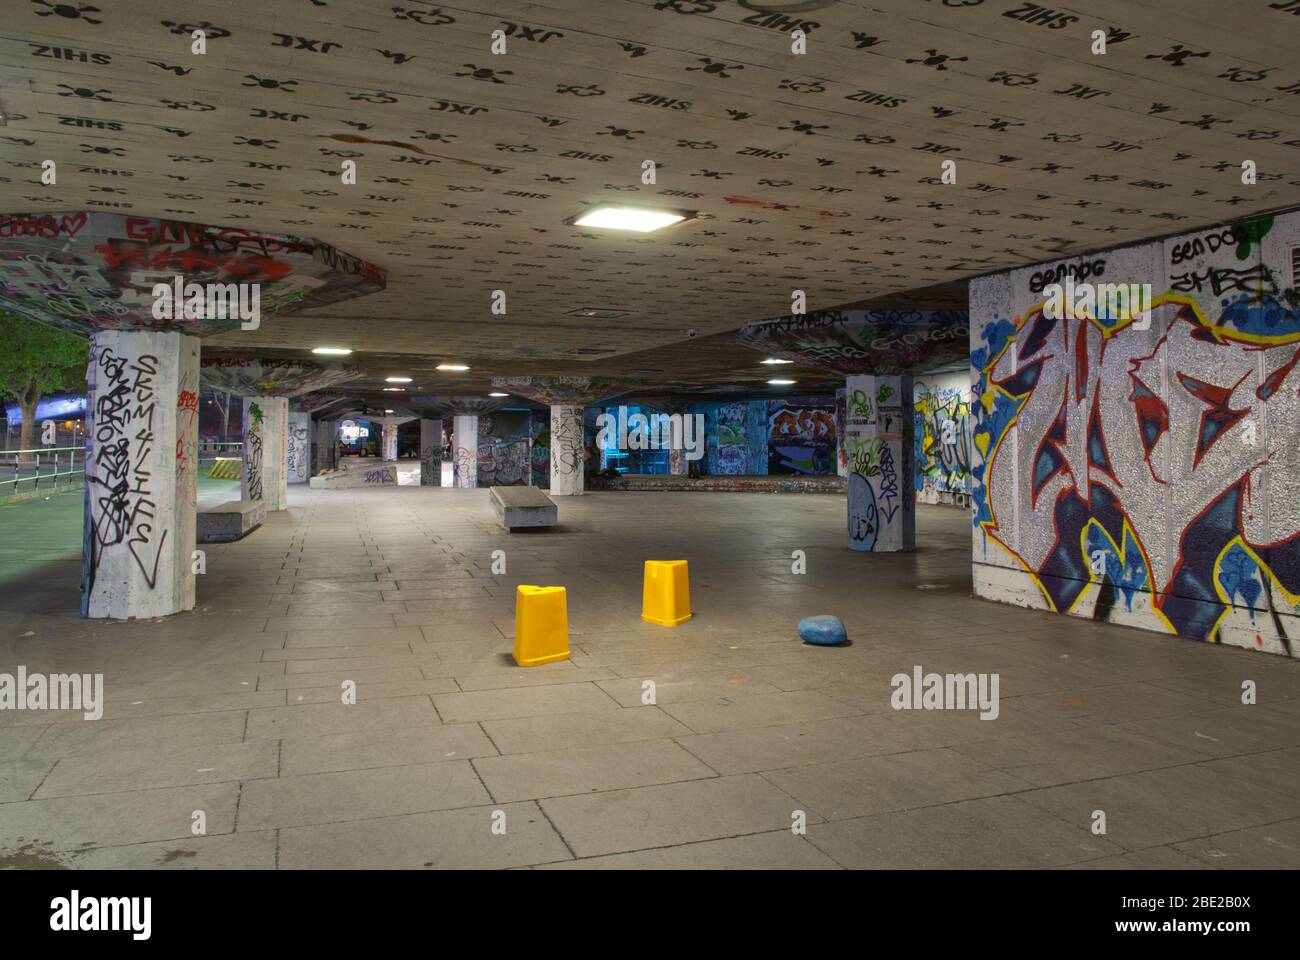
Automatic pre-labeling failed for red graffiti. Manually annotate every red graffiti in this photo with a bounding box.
[177,389,198,413]
[0,212,88,239]
[95,242,295,281]
[123,217,312,256]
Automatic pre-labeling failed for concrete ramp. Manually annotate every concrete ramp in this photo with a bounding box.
[491,486,557,530]
[198,499,266,543]
[310,464,398,489]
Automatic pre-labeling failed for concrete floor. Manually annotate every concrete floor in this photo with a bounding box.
[1,487,1299,869]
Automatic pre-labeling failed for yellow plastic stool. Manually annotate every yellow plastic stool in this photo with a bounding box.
[641,560,692,626]
[513,585,570,666]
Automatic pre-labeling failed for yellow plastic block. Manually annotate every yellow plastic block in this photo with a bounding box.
[513,585,570,667]
[641,560,692,627]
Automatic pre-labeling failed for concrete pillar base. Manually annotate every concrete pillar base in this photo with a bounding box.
[82,330,200,619]
[243,396,288,511]
[419,418,442,486]
[845,375,915,552]
[550,404,584,496]
[288,411,310,484]
[454,414,478,488]
[382,421,398,462]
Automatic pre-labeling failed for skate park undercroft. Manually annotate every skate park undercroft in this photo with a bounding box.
[0,0,1299,883]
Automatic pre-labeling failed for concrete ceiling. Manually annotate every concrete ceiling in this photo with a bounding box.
[2,0,1299,401]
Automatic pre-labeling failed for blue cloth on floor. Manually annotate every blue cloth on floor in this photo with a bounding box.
[798,615,848,646]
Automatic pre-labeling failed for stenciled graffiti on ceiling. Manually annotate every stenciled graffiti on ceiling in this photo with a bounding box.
[0,0,1295,373]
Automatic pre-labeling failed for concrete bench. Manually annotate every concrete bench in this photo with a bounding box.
[490,486,557,530]
[309,464,397,489]
[198,499,266,543]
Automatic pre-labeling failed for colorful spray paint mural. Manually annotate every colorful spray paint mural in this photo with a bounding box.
[913,374,973,504]
[768,398,836,475]
[712,402,749,475]
[971,211,1300,656]
[701,401,767,475]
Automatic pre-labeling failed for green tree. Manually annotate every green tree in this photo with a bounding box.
[0,314,87,459]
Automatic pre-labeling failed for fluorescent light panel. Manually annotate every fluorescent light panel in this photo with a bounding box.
[571,206,689,233]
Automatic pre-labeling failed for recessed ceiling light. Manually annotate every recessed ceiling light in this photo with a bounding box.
[382,387,405,392]
[436,363,470,372]
[489,392,508,397]
[567,206,695,233]
[761,358,794,365]
[385,376,412,383]
[768,379,796,385]
[311,347,352,355]
[384,409,394,414]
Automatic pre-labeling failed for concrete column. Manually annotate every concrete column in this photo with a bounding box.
[287,411,310,484]
[845,375,914,552]
[835,386,849,479]
[382,420,398,462]
[82,330,200,619]
[419,418,442,486]
[453,414,478,488]
[312,419,336,474]
[550,403,584,496]
[325,416,340,468]
[243,396,288,511]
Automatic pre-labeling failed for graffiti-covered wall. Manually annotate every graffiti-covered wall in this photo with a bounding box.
[914,372,973,506]
[971,210,1300,657]
[768,397,836,475]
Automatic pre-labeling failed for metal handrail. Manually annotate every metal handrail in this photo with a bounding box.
[0,446,85,491]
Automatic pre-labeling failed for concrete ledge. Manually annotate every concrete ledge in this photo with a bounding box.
[491,486,557,530]
[198,498,266,543]
[309,464,398,489]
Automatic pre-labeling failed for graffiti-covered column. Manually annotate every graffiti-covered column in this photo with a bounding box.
[420,418,442,486]
[382,421,399,462]
[453,415,478,488]
[243,397,288,510]
[550,404,584,496]
[844,375,915,552]
[287,411,310,484]
[834,387,849,479]
[83,331,200,619]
